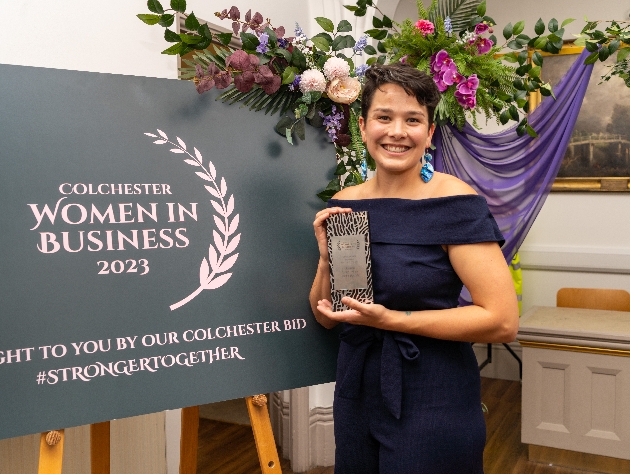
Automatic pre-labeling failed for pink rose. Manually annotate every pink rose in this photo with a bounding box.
[415,19,435,37]
[326,76,361,104]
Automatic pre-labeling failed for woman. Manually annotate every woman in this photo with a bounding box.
[309,63,519,474]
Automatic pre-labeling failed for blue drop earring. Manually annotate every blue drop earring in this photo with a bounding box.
[420,149,434,183]
[360,149,368,182]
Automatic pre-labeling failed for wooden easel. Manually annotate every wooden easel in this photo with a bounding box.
[36,394,281,474]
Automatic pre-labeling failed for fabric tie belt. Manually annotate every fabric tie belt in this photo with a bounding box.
[336,325,420,419]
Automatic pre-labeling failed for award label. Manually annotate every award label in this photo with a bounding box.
[326,211,374,311]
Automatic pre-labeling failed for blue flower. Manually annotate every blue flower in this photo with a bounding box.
[444,17,453,34]
[353,35,369,55]
[354,64,370,77]
[319,105,345,142]
[256,33,269,54]
[278,38,289,48]
[295,22,307,40]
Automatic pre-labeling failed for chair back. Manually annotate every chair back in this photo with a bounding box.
[556,288,630,312]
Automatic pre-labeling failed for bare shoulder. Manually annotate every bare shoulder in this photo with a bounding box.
[431,172,477,198]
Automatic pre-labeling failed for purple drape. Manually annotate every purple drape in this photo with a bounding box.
[433,49,593,266]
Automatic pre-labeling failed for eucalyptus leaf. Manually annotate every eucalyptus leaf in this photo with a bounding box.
[147,0,164,14]
[295,118,306,141]
[137,14,161,25]
[315,17,335,33]
[285,128,294,145]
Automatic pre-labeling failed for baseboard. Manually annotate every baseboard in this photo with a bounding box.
[520,246,630,274]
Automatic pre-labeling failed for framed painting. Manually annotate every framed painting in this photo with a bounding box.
[538,45,630,191]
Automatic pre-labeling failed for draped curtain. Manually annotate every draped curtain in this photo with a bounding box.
[433,49,594,264]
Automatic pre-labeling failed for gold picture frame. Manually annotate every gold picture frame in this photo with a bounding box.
[530,45,630,192]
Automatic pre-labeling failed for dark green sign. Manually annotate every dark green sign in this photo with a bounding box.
[0,64,339,440]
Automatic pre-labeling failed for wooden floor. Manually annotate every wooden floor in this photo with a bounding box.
[197,377,599,474]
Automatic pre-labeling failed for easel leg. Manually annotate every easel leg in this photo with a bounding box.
[180,406,200,474]
[38,430,64,474]
[91,421,111,474]
[246,395,282,473]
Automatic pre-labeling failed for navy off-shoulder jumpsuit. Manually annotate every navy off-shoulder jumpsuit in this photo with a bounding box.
[327,196,505,474]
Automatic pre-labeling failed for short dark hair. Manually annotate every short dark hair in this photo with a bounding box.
[361,62,441,127]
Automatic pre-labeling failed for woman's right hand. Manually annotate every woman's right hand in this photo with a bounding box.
[313,206,352,263]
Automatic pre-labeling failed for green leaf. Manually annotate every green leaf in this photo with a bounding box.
[334,161,347,175]
[161,42,183,55]
[539,83,553,96]
[180,33,203,44]
[525,124,538,138]
[333,35,356,51]
[197,23,212,39]
[158,14,174,27]
[217,32,233,45]
[534,36,549,49]
[561,18,575,28]
[337,19,353,32]
[508,105,519,121]
[513,20,525,36]
[372,16,383,28]
[364,45,377,55]
[170,0,186,13]
[548,18,558,33]
[137,14,161,25]
[499,111,510,125]
[344,5,359,12]
[366,57,377,66]
[502,52,518,63]
[477,1,486,17]
[312,32,334,43]
[532,51,543,66]
[534,18,545,35]
[193,38,211,50]
[515,63,532,76]
[315,17,335,33]
[275,48,292,62]
[291,48,307,69]
[377,54,386,64]
[529,65,541,78]
[355,8,367,17]
[185,12,200,31]
[585,40,599,52]
[496,90,512,101]
[295,118,306,141]
[517,50,528,65]
[382,15,393,28]
[617,47,630,63]
[274,116,294,135]
[147,0,164,14]
[365,29,387,40]
[377,41,387,53]
[281,67,296,85]
[507,40,521,50]
[240,32,260,51]
[599,48,610,62]
[311,36,331,52]
[164,28,180,42]
[503,23,513,40]
[609,39,620,55]
[285,128,294,145]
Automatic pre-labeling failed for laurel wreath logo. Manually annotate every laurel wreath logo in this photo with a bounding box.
[144,129,240,311]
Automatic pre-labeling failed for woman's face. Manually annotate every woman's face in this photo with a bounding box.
[359,83,434,175]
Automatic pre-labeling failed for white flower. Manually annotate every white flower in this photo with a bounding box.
[326,76,361,104]
[323,57,350,80]
[299,69,327,93]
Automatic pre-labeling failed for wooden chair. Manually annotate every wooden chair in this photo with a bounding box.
[556,287,630,312]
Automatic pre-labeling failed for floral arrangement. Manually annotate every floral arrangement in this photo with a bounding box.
[137,0,629,201]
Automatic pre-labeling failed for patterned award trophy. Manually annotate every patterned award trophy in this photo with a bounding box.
[326,211,374,311]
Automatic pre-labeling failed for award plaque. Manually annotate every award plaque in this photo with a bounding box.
[326,211,373,311]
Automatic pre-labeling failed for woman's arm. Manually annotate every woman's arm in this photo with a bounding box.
[315,241,519,343]
[309,206,352,329]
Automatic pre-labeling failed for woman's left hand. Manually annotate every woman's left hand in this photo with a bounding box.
[316,297,391,329]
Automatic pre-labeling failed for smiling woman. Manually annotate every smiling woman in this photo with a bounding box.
[309,62,519,474]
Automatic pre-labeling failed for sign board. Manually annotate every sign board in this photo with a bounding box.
[0,64,339,440]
